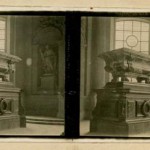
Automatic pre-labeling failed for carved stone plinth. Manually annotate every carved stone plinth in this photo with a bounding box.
[0,52,25,130]
[0,87,21,130]
[90,82,150,136]
[40,74,56,94]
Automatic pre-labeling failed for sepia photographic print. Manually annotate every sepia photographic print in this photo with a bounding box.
[1,13,150,139]
[0,15,65,136]
[1,14,150,138]
[0,0,150,148]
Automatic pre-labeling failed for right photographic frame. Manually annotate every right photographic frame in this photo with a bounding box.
[80,16,150,137]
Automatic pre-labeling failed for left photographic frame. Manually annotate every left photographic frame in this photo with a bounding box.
[0,14,65,136]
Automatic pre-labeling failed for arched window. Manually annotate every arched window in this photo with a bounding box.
[115,18,150,54]
[0,17,6,52]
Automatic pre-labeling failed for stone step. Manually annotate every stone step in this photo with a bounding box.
[26,116,64,125]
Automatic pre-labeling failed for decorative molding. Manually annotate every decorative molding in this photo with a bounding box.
[141,100,150,116]
[0,52,21,82]
[0,98,12,115]
[118,94,126,120]
[33,16,65,45]
[39,16,65,36]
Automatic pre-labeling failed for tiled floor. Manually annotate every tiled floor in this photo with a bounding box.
[0,120,89,136]
[0,120,150,137]
[0,123,64,136]
[0,121,88,136]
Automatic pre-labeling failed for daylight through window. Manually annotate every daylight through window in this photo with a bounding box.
[115,19,150,54]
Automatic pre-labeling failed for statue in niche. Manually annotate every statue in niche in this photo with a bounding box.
[39,45,57,75]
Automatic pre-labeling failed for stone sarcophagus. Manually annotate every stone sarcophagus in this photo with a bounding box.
[0,52,23,130]
[100,48,150,83]
[90,48,150,136]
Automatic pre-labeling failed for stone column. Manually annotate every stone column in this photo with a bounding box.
[83,17,112,119]
[80,17,93,119]
[91,17,111,89]
[80,17,112,119]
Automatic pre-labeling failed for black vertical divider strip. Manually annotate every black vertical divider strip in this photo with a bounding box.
[65,14,81,138]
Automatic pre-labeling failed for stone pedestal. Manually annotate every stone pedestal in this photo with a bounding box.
[40,74,56,94]
[0,87,21,130]
[90,82,150,136]
[90,48,150,136]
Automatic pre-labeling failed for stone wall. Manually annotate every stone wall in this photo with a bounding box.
[13,16,65,118]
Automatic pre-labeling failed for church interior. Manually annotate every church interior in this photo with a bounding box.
[0,15,65,135]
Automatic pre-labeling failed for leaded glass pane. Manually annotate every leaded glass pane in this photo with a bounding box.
[124,31,132,41]
[116,21,124,30]
[141,22,149,31]
[115,19,150,54]
[133,21,141,31]
[0,40,5,50]
[133,32,140,41]
[116,41,123,49]
[141,32,149,42]
[124,21,132,31]
[0,30,5,39]
[141,41,149,52]
[116,31,123,40]
[0,21,5,29]
[132,42,140,51]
